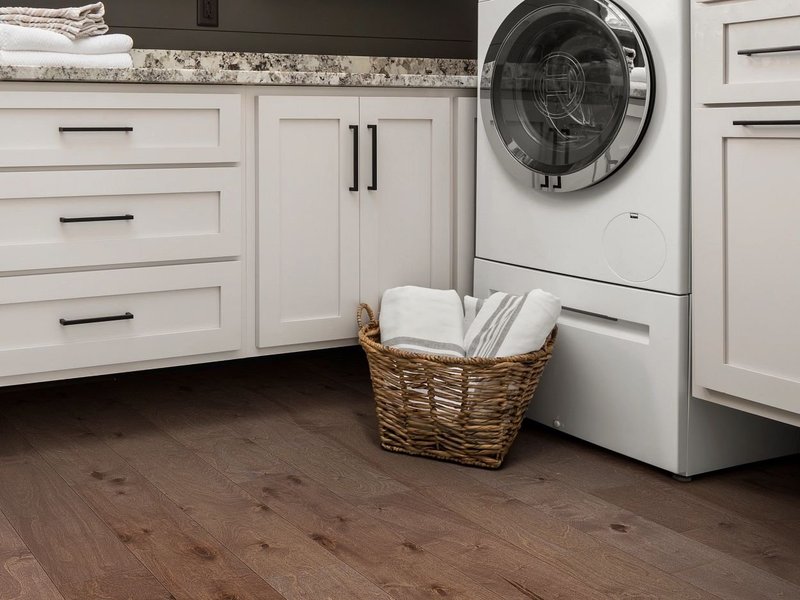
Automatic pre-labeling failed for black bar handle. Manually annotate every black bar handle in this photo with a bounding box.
[733,120,800,126]
[738,45,800,57]
[59,127,134,133]
[368,124,378,191]
[540,175,550,189]
[349,125,359,192]
[60,312,134,327]
[60,214,134,224]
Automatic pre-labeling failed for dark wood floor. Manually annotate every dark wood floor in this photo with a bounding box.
[0,348,798,600]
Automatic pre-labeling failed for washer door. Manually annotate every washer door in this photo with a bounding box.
[481,0,654,192]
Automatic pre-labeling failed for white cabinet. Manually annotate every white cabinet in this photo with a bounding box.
[692,107,800,421]
[256,96,361,347]
[257,94,452,349]
[693,0,800,104]
[692,0,800,425]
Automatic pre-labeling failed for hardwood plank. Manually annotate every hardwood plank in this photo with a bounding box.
[4,403,287,600]
[130,395,508,600]
[593,482,736,533]
[676,555,800,600]
[0,417,172,600]
[76,398,392,600]
[257,379,724,578]
[0,510,64,600]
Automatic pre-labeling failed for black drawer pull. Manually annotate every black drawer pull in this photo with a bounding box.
[60,312,134,327]
[733,120,800,126]
[349,125,359,192]
[59,127,134,133]
[60,214,134,223]
[368,124,378,191]
[738,45,800,57]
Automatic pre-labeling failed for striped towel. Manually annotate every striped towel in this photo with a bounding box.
[464,290,560,358]
[463,295,484,332]
[0,3,107,39]
[379,286,465,358]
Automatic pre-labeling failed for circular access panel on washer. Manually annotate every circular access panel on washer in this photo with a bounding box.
[603,213,666,282]
[481,0,655,192]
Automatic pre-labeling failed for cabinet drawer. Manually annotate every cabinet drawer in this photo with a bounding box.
[694,0,800,103]
[0,262,242,378]
[0,92,241,167]
[0,168,242,272]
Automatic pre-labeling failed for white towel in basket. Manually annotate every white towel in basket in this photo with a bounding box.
[465,290,560,358]
[380,286,465,358]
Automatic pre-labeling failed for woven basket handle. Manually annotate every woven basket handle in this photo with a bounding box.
[357,303,377,330]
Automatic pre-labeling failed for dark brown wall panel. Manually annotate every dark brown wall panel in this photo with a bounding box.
[4,1,477,58]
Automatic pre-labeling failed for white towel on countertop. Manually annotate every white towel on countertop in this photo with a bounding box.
[465,290,560,358]
[0,3,107,39]
[0,24,130,54]
[0,49,131,68]
[380,286,466,358]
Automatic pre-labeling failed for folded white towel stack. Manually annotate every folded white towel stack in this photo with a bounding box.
[0,49,131,68]
[464,290,560,358]
[0,23,131,54]
[0,2,107,39]
[380,286,466,358]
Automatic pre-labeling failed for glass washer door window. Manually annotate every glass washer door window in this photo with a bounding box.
[493,5,630,176]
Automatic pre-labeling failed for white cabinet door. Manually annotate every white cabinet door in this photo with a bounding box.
[257,96,360,348]
[693,106,800,417]
[359,97,453,311]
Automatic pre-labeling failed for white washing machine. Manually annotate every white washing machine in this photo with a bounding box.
[475,0,800,476]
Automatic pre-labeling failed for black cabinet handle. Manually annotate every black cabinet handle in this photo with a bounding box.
[738,45,800,57]
[368,124,378,191]
[59,126,134,133]
[349,125,359,192]
[733,120,800,126]
[540,175,550,189]
[60,312,134,327]
[60,214,134,223]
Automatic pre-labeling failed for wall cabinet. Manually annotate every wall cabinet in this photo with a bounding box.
[257,94,452,348]
[692,0,800,426]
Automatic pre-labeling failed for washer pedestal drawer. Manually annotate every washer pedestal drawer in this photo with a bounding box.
[0,262,242,378]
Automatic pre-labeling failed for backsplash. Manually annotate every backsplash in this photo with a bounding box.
[12,0,477,58]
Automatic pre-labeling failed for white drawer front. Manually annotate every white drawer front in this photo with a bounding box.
[0,262,242,377]
[0,92,241,167]
[694,0,800,103]
[0,168,242,272]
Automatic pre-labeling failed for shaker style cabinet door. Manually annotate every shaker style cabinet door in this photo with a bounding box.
[359,97,453,311]
[693,107,800,418]
[257,96,361,348]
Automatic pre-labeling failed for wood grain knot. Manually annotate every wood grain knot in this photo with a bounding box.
[111,477,127,484]
[190,544,218,560]
[90,470,105,480]
[401,541,422,552]
[609,523,630,533]
[430,583,449,596]
[117,532,132,543]
[286,475,303,485]
[310,533,337,551]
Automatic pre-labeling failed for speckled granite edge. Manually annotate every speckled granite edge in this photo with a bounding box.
[0,49,478,88]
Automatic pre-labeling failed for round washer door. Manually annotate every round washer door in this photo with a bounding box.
[481,0,654,192]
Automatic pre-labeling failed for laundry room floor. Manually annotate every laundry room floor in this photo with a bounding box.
[0,347,798,600]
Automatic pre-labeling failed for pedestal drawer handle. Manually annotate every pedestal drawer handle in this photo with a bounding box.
[59,312,134,327]
[738,45,800,57]
[60,214,134,223]
[733,120,800,126]
[59,127,134,133]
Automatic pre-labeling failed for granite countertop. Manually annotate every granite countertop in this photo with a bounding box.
[0,49,478,88]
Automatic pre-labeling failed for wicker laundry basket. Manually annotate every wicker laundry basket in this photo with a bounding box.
[357,304,557,469]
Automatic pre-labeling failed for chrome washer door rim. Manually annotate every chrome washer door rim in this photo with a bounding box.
[481,0,655,193]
